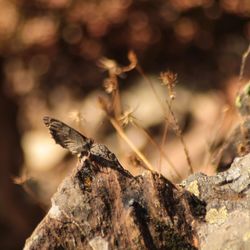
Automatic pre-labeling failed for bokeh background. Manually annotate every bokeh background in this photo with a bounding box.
[0,0,250,249]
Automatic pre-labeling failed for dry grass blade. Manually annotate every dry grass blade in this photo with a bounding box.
[159,102,172,173]
[166,99,194,174]
[112,78,122,120]
[159,120,169,169]
[202,106,231,170]
[132,121,181,179]
[98,97,155,172]
[159,70,193,174]
[237,43,250,168]
[98,96,113,116]
[119,109,181,178]
[110,117,156,172]
[239,42,250,83]
[136,64,166,114]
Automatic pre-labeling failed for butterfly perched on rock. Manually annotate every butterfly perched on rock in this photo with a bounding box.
[43,116,125,168]
[43,116,94,158]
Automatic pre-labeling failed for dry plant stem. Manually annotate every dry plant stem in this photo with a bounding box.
[213,43,250,170]
[109,73,124,152]
[166,99,194,174]
[136,64,166,114]
[135,64,182,177]
[239,114,248,150]
[239,42,250,83]
[236,43,250,164]
[109,117,156,172]
[236,42,250,97]
[110,74,122,120]
[159,121,170,171]
[203,107,231,170]
[159,98,173,173]
[132,121,182,180]
[212,135,232,167]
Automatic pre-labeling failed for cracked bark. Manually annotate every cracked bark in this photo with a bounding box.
[24,151,250,250]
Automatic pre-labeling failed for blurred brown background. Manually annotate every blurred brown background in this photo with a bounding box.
[0,0,249,249]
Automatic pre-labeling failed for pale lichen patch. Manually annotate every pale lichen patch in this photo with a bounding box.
[205,206,228,224]
[48,202,61,218]
[89,236,109,250]
[186,180,199,197]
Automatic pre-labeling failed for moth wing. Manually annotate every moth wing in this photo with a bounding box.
[43,116,92,155]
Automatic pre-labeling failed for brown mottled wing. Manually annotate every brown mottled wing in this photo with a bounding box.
[43,116,93,156]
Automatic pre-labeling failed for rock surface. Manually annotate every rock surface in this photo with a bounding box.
[24,153,250,250]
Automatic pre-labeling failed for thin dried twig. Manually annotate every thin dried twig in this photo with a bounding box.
[165,99,194,174]
[119,109,181,179]
[237,43,250,164]
[239,43,250,83]
[99,51,138,122]
[159,70,193,174]
[136,64,166,114]
[159,102,172,173]
[98,97,155,172]
[159,72,177,166]
[109,117,156,172]
[213,43,250,171]
[159,121,169,168]
[235,42,250,101]
[135,64,184,176]
[203,106,231,170]
[133,121,182,179]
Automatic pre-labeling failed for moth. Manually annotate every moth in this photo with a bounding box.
[43,116,118,165]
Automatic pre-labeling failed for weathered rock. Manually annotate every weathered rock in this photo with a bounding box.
[183,155,250,250]
[24,153,250,250]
